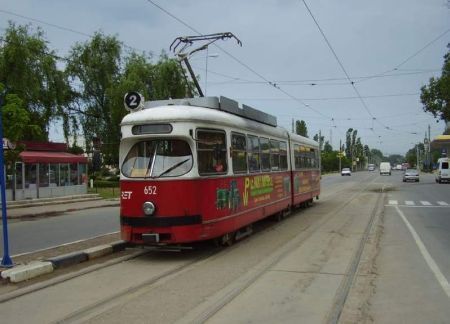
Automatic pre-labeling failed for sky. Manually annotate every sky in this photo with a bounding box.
[1,0,449,155]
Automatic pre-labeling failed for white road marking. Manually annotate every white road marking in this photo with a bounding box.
[394,206,450,298]
[437,201,449,206]
[388,200,398,205]
[405,201,415,206]
[420,201,432,206]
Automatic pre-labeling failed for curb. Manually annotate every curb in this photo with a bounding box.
[0,240,127,283]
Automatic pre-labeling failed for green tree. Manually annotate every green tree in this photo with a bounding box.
[66,36,195,167]
[345,128,353,157]
[405,143,425,168]
[0,23,71,140]
[295,120,308,137]
[1,83,41,199]
[387,154,404,166]
[313,133,324,151]
[151,52,193,100]
[323,141,333,153]
[65,32,122,164]
[420,46,450,127]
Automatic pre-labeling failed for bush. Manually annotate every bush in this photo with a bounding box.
[92,179,119,188]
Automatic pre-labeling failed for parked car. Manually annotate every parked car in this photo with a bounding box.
[403,168,419,182]
[435,157,449,183]
[341,168,352,176]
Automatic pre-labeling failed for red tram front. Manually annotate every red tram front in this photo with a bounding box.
[119,97,320,245]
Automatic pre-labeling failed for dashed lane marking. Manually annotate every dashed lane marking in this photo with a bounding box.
[386,201,450,207]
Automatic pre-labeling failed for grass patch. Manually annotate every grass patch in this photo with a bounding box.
[88,187,120,199]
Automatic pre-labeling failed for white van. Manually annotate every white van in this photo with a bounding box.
[379,162,391,175]
[435,158,449,183]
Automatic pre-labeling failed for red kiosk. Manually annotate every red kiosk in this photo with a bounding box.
[5,141,88,201]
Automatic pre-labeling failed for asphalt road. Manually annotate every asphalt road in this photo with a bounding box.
[370,170,450,323]
[0,206,120,256]
[1,170,449,323]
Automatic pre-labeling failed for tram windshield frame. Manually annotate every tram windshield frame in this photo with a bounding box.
[121,139,193,178]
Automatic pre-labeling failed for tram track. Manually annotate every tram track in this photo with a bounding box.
[61,173,382,323]
[178,174,384,323]
[54,211,321,324]
[1,173,383,323]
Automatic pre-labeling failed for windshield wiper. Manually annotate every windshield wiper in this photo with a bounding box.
[155,158,190,178]
[144,143,158,178]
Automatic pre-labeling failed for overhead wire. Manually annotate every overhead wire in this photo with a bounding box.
[0,9,147,54]
[353,28,450,84]
[145,0,331,120]
[1,4,441,143]
[300,0,387,133]
[235,92,420,102]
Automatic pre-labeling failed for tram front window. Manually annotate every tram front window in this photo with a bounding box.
[122,139,193,178]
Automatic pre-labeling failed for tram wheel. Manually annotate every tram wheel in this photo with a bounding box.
[273,211,284,222]
[215,232,234,247]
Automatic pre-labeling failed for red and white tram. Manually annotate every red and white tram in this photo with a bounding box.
[119,96,320,246]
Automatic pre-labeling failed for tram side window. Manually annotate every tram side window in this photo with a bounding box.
[231,132,247,173]
[280,141,288,170]
[294,144,301,170]
[197,129,227,175]
[247,135,260,173]
[310,149,316,168]
[270,140,280,171]
[260,137,271,172]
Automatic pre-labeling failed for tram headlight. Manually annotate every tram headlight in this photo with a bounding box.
[143,201,156,216]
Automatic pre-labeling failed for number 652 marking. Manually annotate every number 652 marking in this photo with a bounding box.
[144,186,157,195]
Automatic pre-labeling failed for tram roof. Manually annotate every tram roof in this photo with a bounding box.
[121,96,318,147]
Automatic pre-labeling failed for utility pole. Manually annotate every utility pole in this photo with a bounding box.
[292,118,294,133]
[339,139,342,172]
[416,145,420,170]
[0,91,13,267]
[319,130,322,173]
[329,128,332,149]
[428,124,431,171]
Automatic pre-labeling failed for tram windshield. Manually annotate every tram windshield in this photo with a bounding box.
[121,139,193,178]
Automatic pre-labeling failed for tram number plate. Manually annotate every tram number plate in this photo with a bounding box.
[142,233,159,243]
[144,186,157,195]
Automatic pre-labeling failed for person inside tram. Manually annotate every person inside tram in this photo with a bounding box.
[214,158,224,172]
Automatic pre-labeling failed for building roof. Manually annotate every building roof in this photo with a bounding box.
[20,151,87,164]
[19,141,68,152]
[431,135,450,149]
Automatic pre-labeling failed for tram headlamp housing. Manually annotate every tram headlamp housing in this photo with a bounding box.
[143,201,156,216]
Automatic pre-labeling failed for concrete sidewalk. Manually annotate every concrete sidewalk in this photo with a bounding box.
[1,195,123,284]
[3,194,120,219]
